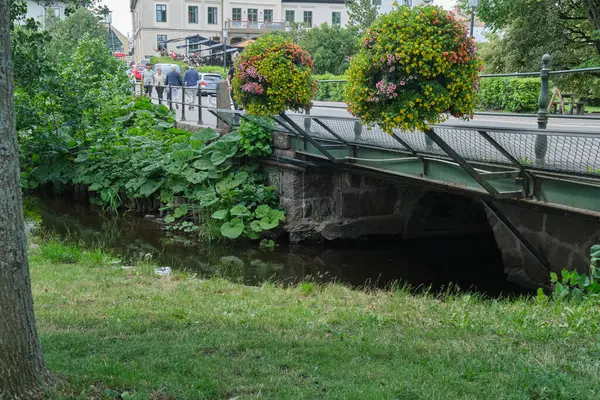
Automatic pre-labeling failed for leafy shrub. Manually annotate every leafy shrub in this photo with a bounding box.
[20,91,285,242]
[197,66,226,78]
[233,34,316,116]
[299,25,359,75]
[150,56,189,72]
[345,5,483,132]
[477,78,542,112]
[314,74,346,102]
[543,245,600,301]
[238,117,274,158]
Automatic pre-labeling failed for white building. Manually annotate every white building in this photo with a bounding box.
[23,0,67,25]
[130,0,350,62]
[378,0,427,15]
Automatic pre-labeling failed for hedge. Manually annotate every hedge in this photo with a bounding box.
[313,75,546,114]
[314,74,346,102]
[477,77,542,113]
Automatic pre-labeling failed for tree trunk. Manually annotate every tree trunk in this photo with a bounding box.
[0,0,50,398]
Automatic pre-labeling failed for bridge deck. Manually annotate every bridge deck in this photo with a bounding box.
[213,110,600,216]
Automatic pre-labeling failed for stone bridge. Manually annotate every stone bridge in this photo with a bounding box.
[254,123,600,290]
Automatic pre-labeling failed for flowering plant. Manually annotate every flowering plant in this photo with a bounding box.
[345,5,483,132]
[233,35,316,116]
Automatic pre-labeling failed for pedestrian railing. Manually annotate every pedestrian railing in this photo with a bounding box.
[133,81,218,125]
[213,108,600,182]
[312,55,600,167]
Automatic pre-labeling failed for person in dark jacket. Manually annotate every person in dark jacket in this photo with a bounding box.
[183,67,201,110]
[165,65,183,109]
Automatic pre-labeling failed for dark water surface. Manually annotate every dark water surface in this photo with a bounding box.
[27,196,529,296]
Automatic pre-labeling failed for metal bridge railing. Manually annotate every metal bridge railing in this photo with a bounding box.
[132,81,218,125]
[212,108,600,181]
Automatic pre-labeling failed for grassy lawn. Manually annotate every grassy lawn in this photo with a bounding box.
[31,241,600,400]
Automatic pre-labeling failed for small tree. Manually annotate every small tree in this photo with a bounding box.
[0,0,50,398]
[300,24,359,75]
[345,0,378,31]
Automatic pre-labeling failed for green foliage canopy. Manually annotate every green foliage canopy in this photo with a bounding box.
[299,24,359,75]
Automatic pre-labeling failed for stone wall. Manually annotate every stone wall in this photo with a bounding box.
[265,133,493,243]
[485,203,600,288]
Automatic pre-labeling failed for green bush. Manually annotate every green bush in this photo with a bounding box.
[542,245,600,301]
[197,66,226,78]
[477,77,542,113]
[314,74,346,102]
[150,56,189,72]
[238,117,274,158]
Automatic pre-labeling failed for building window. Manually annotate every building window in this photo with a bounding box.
[232,8,242,21]
[188,6,198,23]
[303,11,312,28]
[157,34,168,51]
[285,10,295,25]
[208,7,218,24]
[402,0,412,5]
[156,4,167,22]
[331,12,341,26]
[264,9,273,22]
[48,6,61,17]
[248,9,258,22]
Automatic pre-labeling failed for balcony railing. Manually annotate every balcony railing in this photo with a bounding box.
[225,19,288,33]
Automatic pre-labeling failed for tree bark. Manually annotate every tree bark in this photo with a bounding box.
[0,0,50,398]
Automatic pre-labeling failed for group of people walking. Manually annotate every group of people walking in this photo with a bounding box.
[140,63,204,110]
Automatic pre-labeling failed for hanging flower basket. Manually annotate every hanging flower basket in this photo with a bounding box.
[233,35,316,116]
[345,5,483,133]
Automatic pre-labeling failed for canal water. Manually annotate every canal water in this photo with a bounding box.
[26,196,529,296]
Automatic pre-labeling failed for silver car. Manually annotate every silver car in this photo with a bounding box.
[198,73,223,95]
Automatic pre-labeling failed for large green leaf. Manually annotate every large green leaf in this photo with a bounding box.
[185,170,209,184]
[220,218,244,239]
[214,141,238,157]
[230,205,251,217]
[255,205,271,219]
[193,128,219,143]
[115,112,134,123]
[211,210,228,220]
[259,216,280,231]
[173,205,189,219]
[192,157,214,171]
[268,209,286,222]
[200,191,218,207]
[138,180,163,197]
[249,220,263,233]
[229,172,249,189]
[219,132,241,142]
[210,150,228,166]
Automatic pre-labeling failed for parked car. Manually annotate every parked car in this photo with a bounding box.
[198,73,223,95]
[130,65,145,81]
[153,63,181,75]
